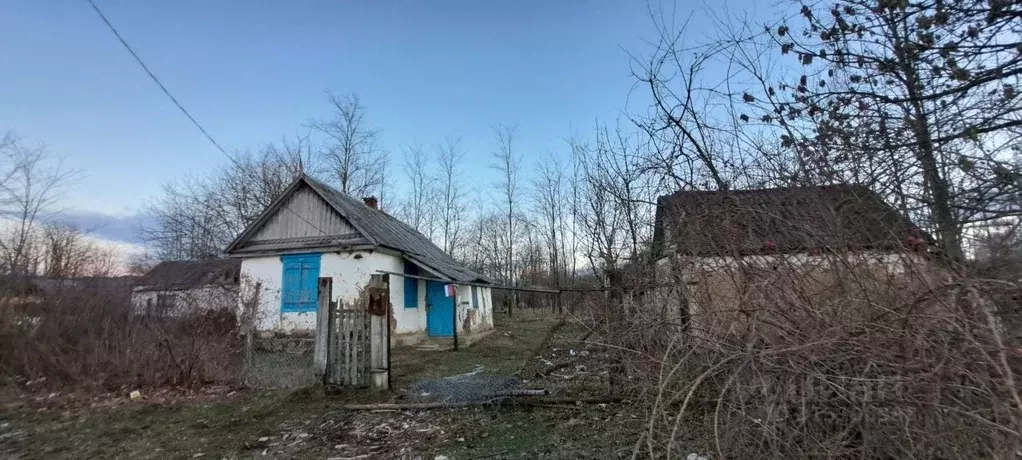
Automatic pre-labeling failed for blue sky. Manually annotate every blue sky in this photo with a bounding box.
[0,0,765,244]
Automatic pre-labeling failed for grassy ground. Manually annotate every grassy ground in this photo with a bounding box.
[0,313,642,459]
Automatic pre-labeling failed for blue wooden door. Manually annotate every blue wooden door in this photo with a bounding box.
[426,280,454,337]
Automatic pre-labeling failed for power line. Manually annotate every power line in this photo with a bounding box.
[86,0,332,239]
[86,0,231,158]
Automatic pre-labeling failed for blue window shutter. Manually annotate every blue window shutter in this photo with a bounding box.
[282,264,300,311]
[281,253,321,312]
[472,286,479,309]
[403,260,418,309]
[404,277,418,309]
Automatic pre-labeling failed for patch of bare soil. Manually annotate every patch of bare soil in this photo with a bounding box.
[520,319,612,399]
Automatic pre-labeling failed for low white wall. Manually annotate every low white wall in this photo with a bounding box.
[453,284,493,335]
[132,285,238,316]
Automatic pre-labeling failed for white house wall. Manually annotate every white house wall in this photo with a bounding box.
[241,250,403,332]
[453,284,493,334]
[240,250,495,338]
[132,285,239,316]
[373,279,494,336]
[390,275,427,334]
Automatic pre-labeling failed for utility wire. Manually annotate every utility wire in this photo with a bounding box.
[86,0,230,158]
[86,0,332,239]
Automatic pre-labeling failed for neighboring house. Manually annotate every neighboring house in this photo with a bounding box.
[651,184,937,338]
[132,259,241,315]
[225,174,495,343]
[0,275,46,305]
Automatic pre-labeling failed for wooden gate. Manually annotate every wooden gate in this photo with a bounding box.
[326,305,371,387]
[321,274,390,389]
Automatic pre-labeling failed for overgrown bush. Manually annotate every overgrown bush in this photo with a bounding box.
[0,285,244,390]
[596,251,1022,459]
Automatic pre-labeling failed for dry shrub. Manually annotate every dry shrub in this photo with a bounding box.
[611,251,1022,459]
[0,284,243,390]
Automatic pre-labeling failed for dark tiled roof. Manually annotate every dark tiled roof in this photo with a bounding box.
[653,184,920,257]
[137,259,240,291]
[303,175,492,284]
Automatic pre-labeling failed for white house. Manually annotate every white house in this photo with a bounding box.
[224,174,495,344]
[132,259,241,315]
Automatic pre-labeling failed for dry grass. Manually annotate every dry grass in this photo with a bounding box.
[590,248,1022,459]
[0,285,244,390]
[0,311,641,459]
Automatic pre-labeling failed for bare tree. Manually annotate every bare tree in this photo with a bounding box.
[0,134,74,275]
[436,137,467,255]
[573,134,625,280]
[533,156,566,298]
[126,250,159,276]
[400,144,437,238]
[142,137,311,261]
[309,92,387,198]
[41,223,116,277]
[735,0,1022,262]
[463,211,507,279]
[491,125,523,315]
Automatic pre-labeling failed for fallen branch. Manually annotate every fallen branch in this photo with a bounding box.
[535,360,575,378]
[494,389,549,397]
[336,396,622,411]
[465,450,511,460]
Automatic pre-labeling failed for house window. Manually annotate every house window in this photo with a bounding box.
[471,286,479,309]
[404,260,418,309]
[281,253,321,313]
[156,293,177,311]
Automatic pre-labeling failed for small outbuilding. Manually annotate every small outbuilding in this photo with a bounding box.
[224,174,495,344]
[650,184,938,338]
[132,259,241,315]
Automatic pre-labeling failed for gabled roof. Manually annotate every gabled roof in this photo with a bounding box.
[652,184,921,258]
[227,175,492,284]
[136,259,240,292]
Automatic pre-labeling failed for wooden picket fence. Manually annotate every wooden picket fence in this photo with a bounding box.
[327,306,371,387]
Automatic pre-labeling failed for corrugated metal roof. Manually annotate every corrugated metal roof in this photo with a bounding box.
[302,175,492,284]
[233,233,371,253]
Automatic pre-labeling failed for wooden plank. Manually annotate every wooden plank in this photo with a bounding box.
[330,302,338,384]
[336,397,622,411]
[324,303,375,388]
[348,313,356,386]
[250,186,357,241]
[313,278,332,380]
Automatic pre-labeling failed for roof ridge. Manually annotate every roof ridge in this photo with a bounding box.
[661,183,871,199]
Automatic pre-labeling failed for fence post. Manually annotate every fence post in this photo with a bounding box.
[452,285,459,351]
[314,277,332,382]
[367,274,389,390]
[242,282,261,386]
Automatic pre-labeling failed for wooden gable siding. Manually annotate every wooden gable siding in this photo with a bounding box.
[250,185,356,241]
